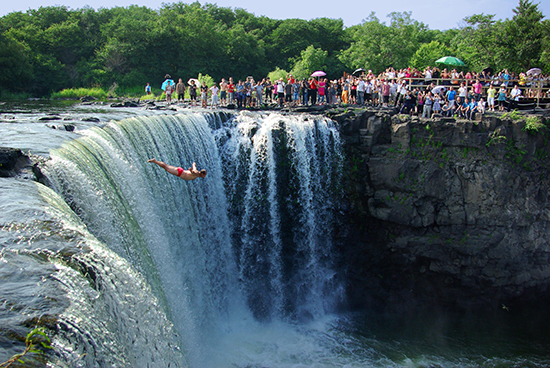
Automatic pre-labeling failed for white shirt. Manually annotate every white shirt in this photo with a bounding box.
[511,87,522,101]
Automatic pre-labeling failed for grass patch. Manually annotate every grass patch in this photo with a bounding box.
[139,93,158,101]
[116,85,158,98]
[51,87,108,100]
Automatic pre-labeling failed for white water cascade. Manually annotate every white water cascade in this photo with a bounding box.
[43,111,345,367]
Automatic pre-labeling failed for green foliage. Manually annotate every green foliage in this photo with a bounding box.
[51,87,108,99]
[197,73,215,87]
[501,0,545,71]
[451,14,501,72]
[139,93,157,101]
[290,45,328,80]
[409,41,452,69]
[486,131,507,146]
[501,109,522,120]
[116,85,148,97]
[340,11,431,73]
[0,33,33,91]
[267,67,289,83]
[523,116,546,134]
[0,327,53,368]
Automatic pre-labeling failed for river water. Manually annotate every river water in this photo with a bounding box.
[0,101,549,367]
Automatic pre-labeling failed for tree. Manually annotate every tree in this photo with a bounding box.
[290,45,328,79]
[338,13,389,73]
[540,19,550,73]
[409,41,452,70]
[501,0,545,71]
[267,19,316,70]
[451,14,501,72]
[0,33,32,93]
[339,11,430,73]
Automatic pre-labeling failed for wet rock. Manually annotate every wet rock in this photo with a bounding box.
[111,99,140,108]
[81,117,101,122]
[0,147,27,177]
[39,115,62,121]
[80,95,97,102]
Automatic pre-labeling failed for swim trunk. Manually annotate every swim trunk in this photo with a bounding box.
[177,167,184,177]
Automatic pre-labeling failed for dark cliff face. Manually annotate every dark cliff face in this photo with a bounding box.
[330,108,550,313]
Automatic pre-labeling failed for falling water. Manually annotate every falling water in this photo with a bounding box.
[41,111,344,367]
[215,112,344,321]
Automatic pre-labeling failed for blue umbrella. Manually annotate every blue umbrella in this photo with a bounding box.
[161,79,175,91]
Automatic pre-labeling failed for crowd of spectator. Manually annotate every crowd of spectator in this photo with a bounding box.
[158,66,550,119]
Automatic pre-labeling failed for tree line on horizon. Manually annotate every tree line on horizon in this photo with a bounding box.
[0,0,548,97]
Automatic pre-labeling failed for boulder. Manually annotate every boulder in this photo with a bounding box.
[0,147,26,177]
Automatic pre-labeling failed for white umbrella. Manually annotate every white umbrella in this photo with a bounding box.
[431,85,446,95]
[527,68,542,76]
[188,78,200,86]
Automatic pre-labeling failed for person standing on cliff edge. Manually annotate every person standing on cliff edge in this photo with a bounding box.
[148,159,207,180]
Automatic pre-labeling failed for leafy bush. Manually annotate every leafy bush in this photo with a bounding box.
[198,73,215,87]
[501,110,522,120]
[523,116,546,134]
[267,67,289,83]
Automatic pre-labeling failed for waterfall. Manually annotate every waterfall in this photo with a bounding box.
[216,112,344,321]
[43,110,344,366]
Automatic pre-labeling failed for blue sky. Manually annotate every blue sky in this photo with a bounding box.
[0,0,548,31]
